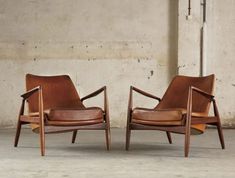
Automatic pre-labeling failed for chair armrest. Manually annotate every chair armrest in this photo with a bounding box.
[132,86,161,101]
[81,86,106,102]
[128,86,161,112]
[81,86,109,114]
[185,86,215,122]
[191,86,214,100]
[19,85,44,126]
[21,86,41,99]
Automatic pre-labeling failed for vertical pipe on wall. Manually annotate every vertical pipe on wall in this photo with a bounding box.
[201,22,207,76]
[200,0,207,76]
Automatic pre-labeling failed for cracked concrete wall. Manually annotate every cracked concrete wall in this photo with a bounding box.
[1,0,234,128]
[0,0,178,128]
[206,0,235,127]
[178,0,235,127]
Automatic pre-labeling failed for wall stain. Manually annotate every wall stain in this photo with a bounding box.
[177,64,186,69]
[216,78,222,82]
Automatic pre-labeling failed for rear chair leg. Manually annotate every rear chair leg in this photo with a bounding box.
[14,121,22,147]
[166,131,172,144]
[213,100,225,149]
[71,130,77,144]
[216,122,225,149]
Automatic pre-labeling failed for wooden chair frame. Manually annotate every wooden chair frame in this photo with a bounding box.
[14,86,111,156]
[126,86,225,157]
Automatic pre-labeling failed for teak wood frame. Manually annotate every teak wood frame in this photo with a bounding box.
[14,86,111,156]
[125,86,225,157]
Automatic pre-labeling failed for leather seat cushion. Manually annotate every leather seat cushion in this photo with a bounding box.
[132,108,185,126]
[46,107,104,126]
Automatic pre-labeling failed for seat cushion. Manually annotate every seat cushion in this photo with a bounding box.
[132,108,185,126]
[46,107,104,126]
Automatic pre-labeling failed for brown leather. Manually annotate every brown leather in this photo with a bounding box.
[26,74,85,113]
[48,107,103,122]
[156,75,214,113]
[131,75,215,134]
[25,74,104,132]
[132,108,184,126]
[156,75,214,134]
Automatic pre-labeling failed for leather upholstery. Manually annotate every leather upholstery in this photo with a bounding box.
[48,107,103,121]
[156,75,214,113]
[25,74,104,132]
[132,108,184,126]
[26,74,85,113]
[132,75,215,134]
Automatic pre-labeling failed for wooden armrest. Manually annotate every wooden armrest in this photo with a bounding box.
[81,86,106,102]
[128,86,161,116]
[185,86,215,121]
[131,86,161,101]
[21,86,41,99]
[191,86,214,100]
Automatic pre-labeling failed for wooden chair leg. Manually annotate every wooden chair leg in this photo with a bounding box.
[105,126,111,151]
[125,125,131,150]
[14,121,22,147]
[184,126,191,157]
[166,131,172,144]
[213,100,225,149]
[71,130,77,144]
[39,125,45,156]
[216,122,225,149]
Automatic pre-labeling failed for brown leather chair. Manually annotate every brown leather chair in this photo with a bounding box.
[14,74,111,156]
[126,74,225,157]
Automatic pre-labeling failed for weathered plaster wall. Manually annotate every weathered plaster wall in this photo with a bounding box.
[0,0,234,128]
[206,0,235,127]
[0,0,178,127]
[178,0,235,127]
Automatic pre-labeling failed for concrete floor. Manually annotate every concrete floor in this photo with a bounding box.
[0,128,234,178]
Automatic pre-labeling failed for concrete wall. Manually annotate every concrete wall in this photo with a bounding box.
[178,0,235,127]
[0,0,178,128]
[206,0,235,127]
[0,0,234,128]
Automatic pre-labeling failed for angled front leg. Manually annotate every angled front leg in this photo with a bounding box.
[185,87,192,157]
[126,86,133,150]
[104,87,111,151]
[38,87,45,156]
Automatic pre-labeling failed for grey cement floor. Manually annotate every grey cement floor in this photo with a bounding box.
[0,128,235,178]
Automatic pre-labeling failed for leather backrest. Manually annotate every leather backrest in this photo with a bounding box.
[26,74,85,112]
[156,74,215,114]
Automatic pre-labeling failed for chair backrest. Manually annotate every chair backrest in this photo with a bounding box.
[26,74,85,113]
[156,74,215,114]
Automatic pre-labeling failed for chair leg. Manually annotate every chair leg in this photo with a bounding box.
[166,131,172,144]
[105,126,111,151]
[71,130,77,144]
[14,121,22,147]
[39,125,45,156]
[216,122,225,149]
[184,126,191,157]
[125,125,131,150]
[213,100,225,149]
